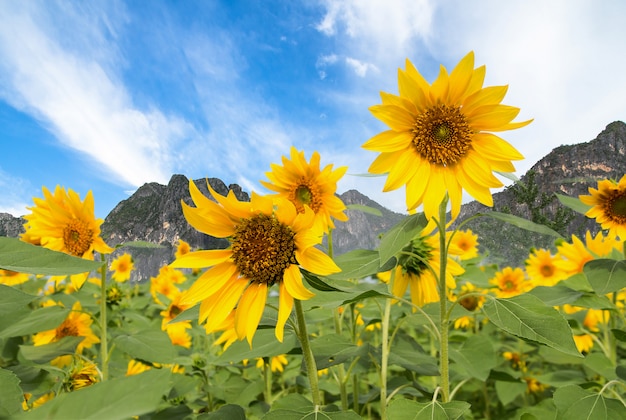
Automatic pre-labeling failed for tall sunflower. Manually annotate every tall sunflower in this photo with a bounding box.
[579,175,626,239]
[260,146,348,233]
[21,186,113,288]
[170,179,340,344]
[380,230,464,308]
[363,52,531,220]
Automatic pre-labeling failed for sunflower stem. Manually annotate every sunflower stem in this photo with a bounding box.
[99,254,108,381]
[263,358,273,405]
[438,200,450,402]
[379,268,395,420]
[294,298,321,407]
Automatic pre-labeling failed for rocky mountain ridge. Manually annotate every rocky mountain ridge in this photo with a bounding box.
[2,121,625,278]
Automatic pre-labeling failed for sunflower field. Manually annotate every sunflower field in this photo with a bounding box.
[2,52,626,420]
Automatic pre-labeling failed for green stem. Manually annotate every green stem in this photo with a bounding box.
[333,307,349,410]
[294,299,321,408]
[99,254,108,381]
[437,200,450,402]
[380,269,395,420]
[263,359,273,405]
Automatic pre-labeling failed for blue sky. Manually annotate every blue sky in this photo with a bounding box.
[1,1,625,219]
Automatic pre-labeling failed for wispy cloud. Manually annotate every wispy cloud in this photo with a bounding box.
[0,169,32,217]
[0,2,192,188]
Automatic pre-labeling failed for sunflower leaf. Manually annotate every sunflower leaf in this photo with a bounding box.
[482,294,582,357]
[583,259,626,295]
[19,336,85,364]
[113,330,178,364]
[378,213,428,265]
[555,193,592,215]
[326,249,387,281]
[387,398,471,420]
[0,368,23,417]
[0,305,70,339]
[476,212,563,238]
[346,204,383,217]
[0,237,104,275]
[302,270,346,292]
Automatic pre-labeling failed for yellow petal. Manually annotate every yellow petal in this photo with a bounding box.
[447,51,474,104]
[282,264,315,300]
[235,283,267,345]
[383,147,420,192]
[362,130,413,152]
[275,281,294,342]
[472,132,524,161]
[180,262,238,305]
[170,249,232,269]
[369,104,416,131]
[297,247,341,276]
[204,277,248,332]
[181,201,234,238]
[398,69,429,111]
[462,85,508,114]
[392,267,409,298]
[469,104,521,131]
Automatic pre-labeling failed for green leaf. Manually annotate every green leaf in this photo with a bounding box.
[528,285,583,306]
[169,304,199,324]
[0,284,37,317]
[387,398,471,420]
[269,394,313,413]
[203,404,246,419]
[0,367,23,417]
[216,329,298,364]
[378,213,428,266]
[19,336,85,363]
[339,288,394,307]
[476,212,563,238]
[584,259,626,295]
[18,369,171,420]
[310,334,368,369]
[118,240,164,249]
[262,409,361,419]
[0,305,70,338]
[113,330,178,363]
[326,249,386,281]
[346,203,383,217]
[302,270,346,292]
[482,294,582,357]
[450,335,496,381]
[555,193,592,215]
[612,329,626,343]
[583,352,617,381]
[554,384,625,420]
[495,380,527,406]
[0,237,103,275]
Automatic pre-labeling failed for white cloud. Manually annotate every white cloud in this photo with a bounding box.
[345,57,377,77]
[0,169,32,217]
[0,2,191,188]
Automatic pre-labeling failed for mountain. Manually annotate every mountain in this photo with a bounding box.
[2,121,625,277]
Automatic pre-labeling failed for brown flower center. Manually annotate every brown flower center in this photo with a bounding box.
[540,264,555,277]
[56,319,80,339]
[412,105,472,166]
[608,191,626,222]
[231,214,297,286]
[63,219,94,256]
[289,178,323,213]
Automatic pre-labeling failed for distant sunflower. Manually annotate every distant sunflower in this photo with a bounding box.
[490,267,529,298]
[363,52,531,220]
[447,229,479,260]
[380,230,464,308]
[175,239,191,259]
[170,179,341,344]
[579,175,626,238]
[67,358,100,391]
[525,249,567,287]
[109,253,134,283]
[555,231,621,276]
[260,146,349,233]
[21,186,113,289]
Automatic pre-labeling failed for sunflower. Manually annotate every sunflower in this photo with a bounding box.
[381,229,464,308]
[175,239,192,259]
[109,253,134,282]
[554,231,622,276]
[0,269,30,286]
[260,146,348,233]
[490,267,530,298]
[525,248,567,287]
[32,301,100,353]
[257,354,289,373]
[579,175,626,238]
[67,358,100,391]
[164,322,192,348]
[126,359,151,376]
[362,52,531,220]
[170,179,341,344]
[21,186,113,289]
[447,229,479,260]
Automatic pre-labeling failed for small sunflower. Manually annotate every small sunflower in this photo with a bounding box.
[380,229,464,308]
[0,269,30,286]
[175,239,192,259]
[260,146,348,233]
[67,358,100,391]
[257,354,289,373]
[21,186,113,289]
[109,253,134,282]
[126,359,151,376]
[363,52,531,220]
[447,229,479,260]
[170,179,340,344]
[555,231,621,276]
[32,301,100,353]
[580,175,626,238]
[525,248,567,287]
[490,267,530,298]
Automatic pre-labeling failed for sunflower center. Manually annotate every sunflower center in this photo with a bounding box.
[540,264,554,277]
[290,179,322,213]
[398,236,434,277]
[412,105,472,166]
[608,192,626,221]
[231,214,297,286]
[62,219,94,257]
[56,319,79,339]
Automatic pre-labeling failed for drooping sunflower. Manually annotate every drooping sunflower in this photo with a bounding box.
[579,175,626,239]
[525,248,568,287]
[21,186,113,289]
[379,229,464,308]
[363,52,531,220]
[109,253,134,282]
[170,179,340,344]
[260,146,348,233]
